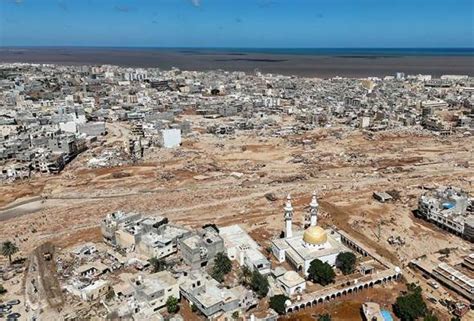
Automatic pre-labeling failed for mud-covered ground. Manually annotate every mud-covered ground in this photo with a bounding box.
[0,125,473,320]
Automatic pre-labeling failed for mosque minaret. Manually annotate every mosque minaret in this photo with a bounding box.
[309,191,318,227]
[272,192,346,275]
[284,194,293,238]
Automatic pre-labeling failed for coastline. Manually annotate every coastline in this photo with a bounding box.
[1,47,473,77]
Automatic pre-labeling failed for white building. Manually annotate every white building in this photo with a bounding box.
[418,186,473,240]
[219,225,271,275]
[160,128,181,148]
[130,271,180,311]
[360,116,371,128]
[276,270,306,296]
[179,270,254,319]
[271,193,347,276]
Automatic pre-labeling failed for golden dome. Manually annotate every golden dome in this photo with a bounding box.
[303,226,327,245]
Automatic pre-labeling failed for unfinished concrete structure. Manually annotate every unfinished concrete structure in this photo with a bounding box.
[100,211,143,245]
[101,211,191,259]
[180,226,224,269]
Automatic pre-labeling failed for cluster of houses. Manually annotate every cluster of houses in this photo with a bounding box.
[0,103,101,180]
[52,193,404,320]
[2,63,473,181]
[55,210,272,320]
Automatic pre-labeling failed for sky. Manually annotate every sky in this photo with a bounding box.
[0,0,473,48]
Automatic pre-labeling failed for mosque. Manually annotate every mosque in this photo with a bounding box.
[271,192,347,276]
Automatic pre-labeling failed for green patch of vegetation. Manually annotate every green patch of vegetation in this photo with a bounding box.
[307,259,335,285]
[393,284,428,321]
[1,240,19,264]
[318,313,332,321]
[250,270,269,298]
[335,252,356,275]
[269,294,289,315]
[166,296,179,314]
[423,313,439,321]
[211,252,232,282]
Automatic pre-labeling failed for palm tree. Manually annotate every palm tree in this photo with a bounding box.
[1,241,19,264]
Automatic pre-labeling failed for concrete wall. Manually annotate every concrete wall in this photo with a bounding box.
[115,230,137,249]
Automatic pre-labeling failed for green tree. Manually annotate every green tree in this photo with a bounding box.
[148,257,168,273]
[1,241,19,264]
[232,311,239,319]
[307,259,335,286]
[211,252,232,282]
[250,270,269,298]
[214,252,232,273]
[336,252,357,275]
[269,294,289,315]
[393,286,427,321]
[166,296,179,314]
[0,284,6,295]
[318,313,332,321]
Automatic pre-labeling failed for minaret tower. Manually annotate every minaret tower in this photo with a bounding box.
[284,194,293,238]
[309,191,319,227]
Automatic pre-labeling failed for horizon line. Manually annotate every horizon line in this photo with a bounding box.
[1,46,474,50]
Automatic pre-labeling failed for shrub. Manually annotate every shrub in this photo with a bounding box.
[269,294,289,315]
[335,252,356,275]
[166,296,179,314]
[211,252,232,282]
[393,285,427,321]
[307,259,335,286]
[250,270,269,298]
